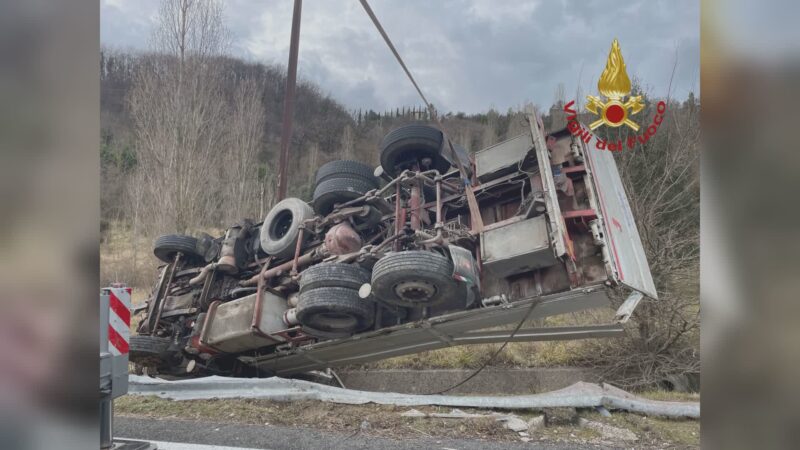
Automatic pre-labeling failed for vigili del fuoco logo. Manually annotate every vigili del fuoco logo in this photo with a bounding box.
[564,39,666,151]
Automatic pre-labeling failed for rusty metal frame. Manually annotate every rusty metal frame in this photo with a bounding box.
[240,285,615,376]
[251,256,274,338]
[197,300,226,354]
[148,252,181,335]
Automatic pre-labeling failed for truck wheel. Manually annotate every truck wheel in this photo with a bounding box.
[380,125,451,176]
[299,263,371,293]
[296,287,374,333]
[315,160,379,187]
[371,250,460,307]
[260,197,314,259]
[153,234,204,264]
[129,335,174,367]
[312,177,375,216]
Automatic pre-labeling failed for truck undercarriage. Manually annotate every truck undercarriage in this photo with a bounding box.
[130,113,656,378]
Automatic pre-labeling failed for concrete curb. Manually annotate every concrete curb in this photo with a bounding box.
[335,368,601,394]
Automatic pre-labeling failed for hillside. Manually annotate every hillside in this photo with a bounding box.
[100,50,555,229]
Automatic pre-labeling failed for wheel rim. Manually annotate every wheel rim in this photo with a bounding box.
[270,210,294,240]
[394,279,438,303]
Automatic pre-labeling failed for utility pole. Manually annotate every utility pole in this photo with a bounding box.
[276,0,302,201]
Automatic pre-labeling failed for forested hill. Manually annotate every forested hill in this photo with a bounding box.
[102,49,349,226]
[100,49,548,231]
[101,49,697,234]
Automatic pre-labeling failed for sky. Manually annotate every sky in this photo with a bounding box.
[101,0,699,113]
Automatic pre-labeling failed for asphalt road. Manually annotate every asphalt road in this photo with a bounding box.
[116,417,612,450]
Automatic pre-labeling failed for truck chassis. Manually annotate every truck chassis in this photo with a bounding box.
[130,113,655,379]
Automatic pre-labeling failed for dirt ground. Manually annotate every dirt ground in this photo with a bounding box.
[116,395,699,448]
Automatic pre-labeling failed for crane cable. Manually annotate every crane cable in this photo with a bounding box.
[358,0,484,231]
[429,299,539,395]
[357,0,433,112]
[358,0,532,394]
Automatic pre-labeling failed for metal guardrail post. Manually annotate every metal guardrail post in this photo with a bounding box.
[100,396,113,449]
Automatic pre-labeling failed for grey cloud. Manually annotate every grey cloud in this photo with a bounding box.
[101,0,699,113]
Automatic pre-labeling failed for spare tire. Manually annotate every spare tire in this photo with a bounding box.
[371,250,461,307]
[380,125,451,176]
[315,160,379,187]
[296,287,374,333]
[299,263,371,293]
[312,177,375,216]
[260,197,315,259]
[153,234,204,264]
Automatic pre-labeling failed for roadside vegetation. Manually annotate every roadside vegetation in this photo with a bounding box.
[102,0,699,391]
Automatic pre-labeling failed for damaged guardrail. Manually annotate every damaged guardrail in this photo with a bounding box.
[128,376,699,419]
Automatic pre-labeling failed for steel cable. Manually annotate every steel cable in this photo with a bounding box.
[358,0,484,230]
[357,0,532,394]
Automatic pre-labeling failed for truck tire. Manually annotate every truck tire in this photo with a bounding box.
[296,287,374,333]
[371,250,460,307]
[299,263,371,294]
[260,197,315,259]
[380,125,451,176]
[129,335,173,367]
[315,160,379,187]
[153,234,204,264]
[312,177,375,216]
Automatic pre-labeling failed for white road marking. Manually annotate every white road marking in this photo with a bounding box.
[119,438,270,450]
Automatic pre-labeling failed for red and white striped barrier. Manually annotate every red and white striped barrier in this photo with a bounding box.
[107,287,132,356]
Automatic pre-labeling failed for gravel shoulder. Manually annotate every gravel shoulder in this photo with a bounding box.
[116,416,606,450]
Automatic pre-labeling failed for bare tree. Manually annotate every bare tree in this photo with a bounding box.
[307,142,320,187]
[222,77,266,224]
[576,93,700,389]
[151,0,229,64]
[129,0,232,234]
[550,82,567,129]
[340,124,354,160]
[553,82,565,107]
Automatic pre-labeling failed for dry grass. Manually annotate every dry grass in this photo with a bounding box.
[578,409,700,447]
[361,340,588,370]
[100,220,223,289]
[637,390,700,402]
[100,221,160,289]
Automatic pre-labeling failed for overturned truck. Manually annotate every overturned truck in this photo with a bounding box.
[131,114,656,378]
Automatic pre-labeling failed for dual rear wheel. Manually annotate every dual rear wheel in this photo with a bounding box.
[296,263,374,337]
[294,251,462,337]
